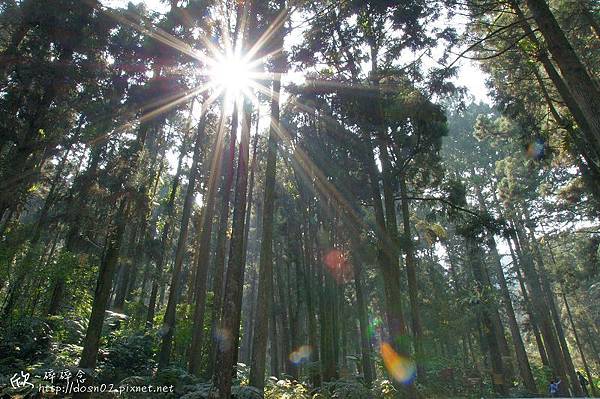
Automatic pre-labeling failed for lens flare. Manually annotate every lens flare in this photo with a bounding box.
[526,138,545,160]
[380,342,417,384]
[214,328,232,352]
[289,345,312,365]
[323,249,353,283]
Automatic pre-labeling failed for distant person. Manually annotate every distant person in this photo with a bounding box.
[550,378,561,398]
[577,371,590,396]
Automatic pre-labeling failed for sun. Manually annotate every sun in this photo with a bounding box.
[209,52,253,100]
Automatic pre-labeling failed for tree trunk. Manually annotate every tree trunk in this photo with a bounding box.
[465,236,508,396]
[581,320,600,370]
[79,199,128,370]
[511,221,573,395]
[186,106,229,376]
[145,143,186,328]
[158,114,206,369]
[301,207,321,387]
[352,257,375,387]
[563,292,598,396]
[112,221,140,312]
[205,106,238,374]
[249,47,283,389]
[269,273,280,377]
[275,249,292,375]
[213,93,252,397]
[488,235,537,393]
[522,211,583,396]
[507,233,550,367]
[524,0,600,150]
[237,128,260,364]
[398,174,425,379]
[364,138,407,355]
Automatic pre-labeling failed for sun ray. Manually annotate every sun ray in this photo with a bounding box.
[245,79,400,262]
[88,82,217,146]
[245,6,289,61]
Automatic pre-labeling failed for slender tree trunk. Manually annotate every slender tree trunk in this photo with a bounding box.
[145,143,186,329]
[488,235,537,393]
[79,199,128,370]
[301,208,321,387]
[112,221,140,312]
[581,320,600,370]
[522,211,582,396]
[275,251,292,375]
[507,233,550,367]
[213,91,252,396]
[237,128,260,364]
[524,0,600,150]
[398,174,425,379]
[187,106,229,376]
[364,138,407,356]
[205,107,238,374]
[320,258,338,382]
[269,273,280,377]
[352,257,375,387]
[563,292,598,396]
[240,266,257,364]
[465,236,508,396]
[158,114,206,369]
[511,220,573,395]
[249,42,283,389]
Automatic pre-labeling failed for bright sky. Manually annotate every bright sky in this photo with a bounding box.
[101,0,491,103]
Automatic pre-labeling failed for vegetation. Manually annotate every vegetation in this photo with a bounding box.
[0,0,598,397]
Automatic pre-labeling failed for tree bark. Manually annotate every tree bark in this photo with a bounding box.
[249,50,283,390]
[79,199,128,370]
[186,106,228,376]
[511,220,573,395]
[524,0,600,150]
[301,205,321,387]
[563,291,598,396]
[205,106,238,375]
[465,236,508,396]
[145,143,186,329]
[213,92,252,397]
[487,235,537,394]
[352,257,375,387]
[269,273,280,377]
[238,132,260,364]
[158,113,206,369]
[112,221,140,312]
[398,174,424,379]
[523,211,583,396]
[507,232,550,367]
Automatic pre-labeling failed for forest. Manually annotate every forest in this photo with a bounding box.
[0,0,599,397]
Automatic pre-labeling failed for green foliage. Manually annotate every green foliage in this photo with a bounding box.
[322,379,373,398]
[265,377,311,398]
[0,317,52,375]
[531,362,553,394]
[97,332,154,384]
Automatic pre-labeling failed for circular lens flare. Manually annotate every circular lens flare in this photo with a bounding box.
[380,342,417,385]
[289,345,312,365]
[323,249,353,283]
